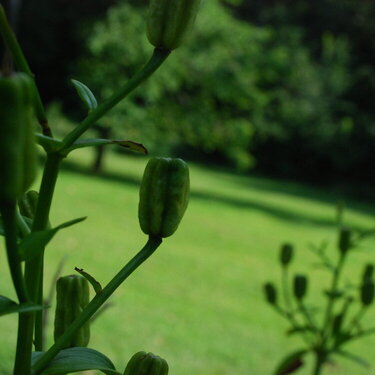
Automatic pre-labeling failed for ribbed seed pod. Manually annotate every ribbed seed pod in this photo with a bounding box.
[123,351,169,375]
[293,275,308,300]
[147,0,201,50]
[0,73,37,202]
[138,157,189,238]
[280,243,294,267]
[54,275,90,348]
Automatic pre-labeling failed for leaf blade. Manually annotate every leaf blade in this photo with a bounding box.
[0,296,45,316]
[32,347,121,375]
[71,79,98,112]
[19,217,87,261]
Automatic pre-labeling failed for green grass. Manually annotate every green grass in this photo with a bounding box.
[1,149,375,375]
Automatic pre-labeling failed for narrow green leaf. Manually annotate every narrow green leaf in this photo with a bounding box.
[75,267,103,294]
[286,326,315,336]
[274,350,307,375]
[32,347,121,375]
[36,133,63,153]
[71,79,98,112]
[335,349,370,368]
[63,138,148,156]
[0,296,45,316]
[18,217,87,261]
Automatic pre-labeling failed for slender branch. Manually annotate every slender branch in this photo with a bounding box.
[0,200,28,302]
[61,47,170,150]
[17,153,62,361]
[321,254,345,339]
[0,4,51,136]
[32,236,162,375]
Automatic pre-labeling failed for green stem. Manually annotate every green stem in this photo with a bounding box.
[313,351,325,375]
[30,153,62,350]
[61,47,170,150]
[32,236,162,375]
[321,254,345,340]
[17,153,62,361]
[0,4,51,136]
[0,200,32,375]
[0,200,28,302]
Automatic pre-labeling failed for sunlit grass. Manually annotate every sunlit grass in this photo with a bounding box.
[0,149,374,375]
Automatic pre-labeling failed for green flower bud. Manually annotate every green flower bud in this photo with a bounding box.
[54,275,90,348]
[0,73,37,202]
[138,157,190,238]
[338,227,351,255]
[279,243,294,267]
[123,351,169,375]
[362,264,374,284]
[147,0,201,50]
[263,282,277,305]
[293,275,308,300]
[361,281,374,306]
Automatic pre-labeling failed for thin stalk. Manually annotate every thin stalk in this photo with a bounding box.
[321,254,345,339]
[282,267,292,310]
[0,4,51,136]
[0,200,28,302]
[313,351,326,375]
[32,236,162,375]
[61,47,170,150]
[17,153,62,360]
[0,201,32,375]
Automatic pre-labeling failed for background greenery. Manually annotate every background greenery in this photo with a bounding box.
[0,150,375,374]
[4,0,374,186]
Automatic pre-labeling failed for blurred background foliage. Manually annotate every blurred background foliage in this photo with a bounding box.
[7,0,375,187]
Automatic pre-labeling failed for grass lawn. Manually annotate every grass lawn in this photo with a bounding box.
[0,149,374,375]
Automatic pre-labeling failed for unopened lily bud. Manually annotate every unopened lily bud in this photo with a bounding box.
[147,0,201,50]
[123,351,169,375]
[338,227,351,255]
[280,243,294,267]
[263,282,277,305]
[361,281,374,306]
[0,73,37,202]
[138,157,189,238]
[293,275,308,300]
[54,275,90,348]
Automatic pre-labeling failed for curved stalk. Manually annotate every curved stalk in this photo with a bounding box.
[61,47,170,150]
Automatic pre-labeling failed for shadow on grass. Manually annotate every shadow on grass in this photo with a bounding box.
[61,159,375,230]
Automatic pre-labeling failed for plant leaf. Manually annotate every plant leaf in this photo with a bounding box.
[335,349,370,368]
[275,350,307,375]
[71,79,98,112]
[75,267,103,294]
[36,134,63,153]
[62,138,148,156]
[32,347,121,375]
[0,296,45,316]
[287,326,315,336]
[19,217,87,261]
